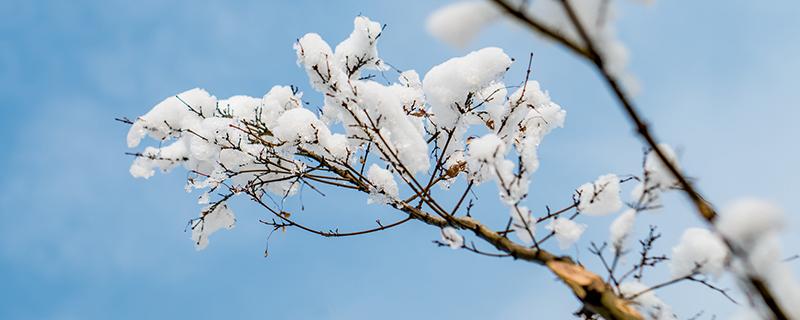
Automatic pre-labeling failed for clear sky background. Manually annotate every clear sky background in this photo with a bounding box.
[2,1,799,319]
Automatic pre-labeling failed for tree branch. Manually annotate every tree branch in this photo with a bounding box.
[293,148,643,320]
[487,0,790,317]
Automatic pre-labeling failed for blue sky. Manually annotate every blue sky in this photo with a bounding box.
[1,1,799,319]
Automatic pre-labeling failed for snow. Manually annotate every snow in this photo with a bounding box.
[441,226,464,249]
[731,309,764,320]
[526,0,637,92]
[321,133,350,162]
[716,198,784,247]
[546,218,586,249]
[510,206,536,245]
[117,12,800,319]
[467,133,506,162]
[519,96,566,140]
[465,133,528,205]
[191,203,236,251]
[127,88,215,148]
[355,80,430,173]
[630,144,680,207]
[427,0,640,92]
[129,141,189,179]
[454,79,568,208]
[120,16,568,255]
[715,199,800,318]
[294,33,340,91]
[218,95,260,121]
[497,161,528,205]
[466,133,507,183]
[366,164,399,205]
[426,1,501,47]
[669,228,728,278]
[272,107,331,146]
[619,281,677,320]
[576,173,622,215]
[261,85,302,127]
[609,208,636,252]
[197,192,210,205]
[505,80,565,136]
[476,81,507,107]
[501,80,566,174]
[334,16,386,79]
[423,47,512,131]
[643,144,680,189]
[129,156,156,179]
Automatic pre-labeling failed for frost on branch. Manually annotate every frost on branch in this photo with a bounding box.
[274,108,324,145]
[423,47,512,134]
[619,281,677,320]
[355,80,429,173]
[510,206,536,245]
[366,164,398,205]
[602,144,681,255]
[529,0,631,81]
[426,0,501,47]
[120,13,778,319]
[129,143,188,179]
[717,199,784,248]
[191,203,236,251]
[466,133,507,183]
[126,16,571,250]
[502,80,565,173]
[462,79,566,206]
[546,218,586,249]
[576,173,622,215]
[127,88,216,148]
[717,199,800,319]
[609,208,636,253]
[441,227,465,249]
[631,144,680,209]
[334,16,387,78]
[669,227,728,278]
[429,0,639,92]
[294,33,339,92]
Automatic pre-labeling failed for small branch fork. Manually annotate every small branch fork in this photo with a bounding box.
[489,0,790,318]
[626,273,738,306]
[258,216,412,237]
[589,228,737,306]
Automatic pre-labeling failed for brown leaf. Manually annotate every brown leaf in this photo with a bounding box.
[444,161,466,179]
[485,119,495,130]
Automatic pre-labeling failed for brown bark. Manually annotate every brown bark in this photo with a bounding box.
[400,203,644,320]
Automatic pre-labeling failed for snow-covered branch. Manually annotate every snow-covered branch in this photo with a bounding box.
[123,4,800,319]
